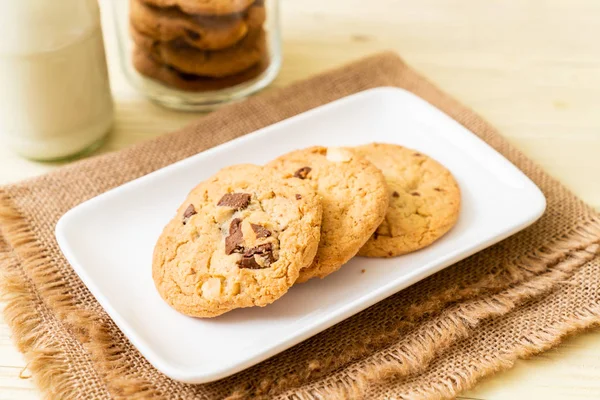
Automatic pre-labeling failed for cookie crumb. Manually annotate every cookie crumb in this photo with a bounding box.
[361,269,366,273]
[351,34,371,43]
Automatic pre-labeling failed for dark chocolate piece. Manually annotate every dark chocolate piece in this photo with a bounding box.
[239,243,276,268]
[217,193,251,210]
[392,191,400,198]
[225,218,244,255]
[251,223,271,238]
[295,194,302,200]
[243,243,273,257]
[238,256,262,269]
[182,204,197,225]
[185,29,201,41]
[293,167,312,179]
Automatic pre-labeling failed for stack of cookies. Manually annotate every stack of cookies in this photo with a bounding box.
[130,0,268,91]
[153,144,461,318]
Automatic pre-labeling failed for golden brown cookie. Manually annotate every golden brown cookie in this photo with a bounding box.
[349,143,461,258]
[266,147,389,282]
[141,0,255,16]
[153,165,322,318]
[133,46,269,91]
[130,0,266,50]
[131,25,266,77]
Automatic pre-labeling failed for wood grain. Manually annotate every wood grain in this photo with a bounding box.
[1,0,599,398]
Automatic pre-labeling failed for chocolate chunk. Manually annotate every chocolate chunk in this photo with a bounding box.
[413,152,422,156]
[251,224,271,238]
[411,192,421,197]
[184,204,197,218]
[217,193,251,210]
[225,218,244,255]
[244,243,273,258]
[434,187,444,192]
[392,191,400,198]
[293,167,312,179]
[238,256,262,269]
[239,243,276,268]
[295,194,302,200]
[182,204,197,225]
[185,29,201,41]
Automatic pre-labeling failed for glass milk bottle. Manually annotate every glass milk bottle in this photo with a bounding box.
[0,0,114,161]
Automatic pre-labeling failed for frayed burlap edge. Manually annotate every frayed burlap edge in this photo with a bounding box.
[0,191,164,399]
[400,305,600,400]
[223,220,600,399]
[0,195,113,400]
[2,165,600,400]
[274,242,600,400]
[0,254,87,400]
[1,65,600,397]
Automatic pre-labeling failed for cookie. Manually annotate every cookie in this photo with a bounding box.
[131,25,266,77]
[266,147,389,282]
[130,0,266,50]
[349,143,461,258]
[153,165,322,318]
[141,0,255,16]
[133,46,269,91]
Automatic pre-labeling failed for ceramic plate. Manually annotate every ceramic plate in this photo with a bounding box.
[56,87,546,383]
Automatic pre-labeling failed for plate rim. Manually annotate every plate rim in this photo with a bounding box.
[55,86,547,383]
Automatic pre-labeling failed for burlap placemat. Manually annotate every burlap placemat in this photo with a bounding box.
[1,52,599,400]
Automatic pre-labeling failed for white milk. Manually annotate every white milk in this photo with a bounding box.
[0,0,114,160]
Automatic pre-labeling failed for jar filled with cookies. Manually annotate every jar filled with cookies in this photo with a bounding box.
[109,0,280,110]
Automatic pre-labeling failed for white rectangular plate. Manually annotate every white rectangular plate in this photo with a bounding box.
[56,87,546,384]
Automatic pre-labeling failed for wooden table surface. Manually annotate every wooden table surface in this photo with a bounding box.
[1,0,599,398]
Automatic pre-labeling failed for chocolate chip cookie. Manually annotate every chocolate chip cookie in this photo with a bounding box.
[132,47,269,91]
[349,143,461,258]
[266,147,389,282]
[153,164,322,318]
[131,25,266,77]
[141,0,255,16]
[130,0,266,50]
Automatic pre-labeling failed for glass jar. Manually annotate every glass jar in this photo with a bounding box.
[0,0,113,161]
[109,0,281,111]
